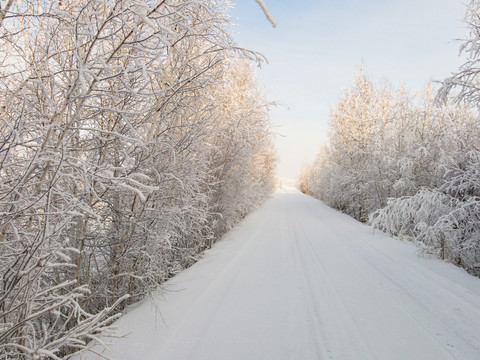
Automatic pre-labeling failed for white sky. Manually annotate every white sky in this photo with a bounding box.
[228,0,468,180]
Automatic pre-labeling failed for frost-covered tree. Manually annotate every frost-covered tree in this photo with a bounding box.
[303,66,474,222]
[437,0,480,108]
[0,1,276,358]
[302,1,480,276]
[296,162,312,195]
[206,61,276,237]
[370,0,480,275]
[301,61,478,275]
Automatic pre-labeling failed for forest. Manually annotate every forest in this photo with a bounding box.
[298,1,480,278]
[0,1,276,358]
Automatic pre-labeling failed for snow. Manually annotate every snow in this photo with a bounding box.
[77,188,480,359]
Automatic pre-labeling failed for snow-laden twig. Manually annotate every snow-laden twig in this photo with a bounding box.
[254,0,277,28]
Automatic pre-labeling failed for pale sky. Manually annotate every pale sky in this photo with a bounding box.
[228,0,468,180]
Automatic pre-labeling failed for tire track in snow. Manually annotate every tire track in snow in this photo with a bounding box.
[321,206,480,329]
[333,224,480,357]
[291,210,377,360]
[302,196,476,359]
[152,215,271,359]
[329,210,480,317]
[313,222,458,359]
[287,209,329,359]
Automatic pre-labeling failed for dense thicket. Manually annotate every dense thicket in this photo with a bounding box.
[299,1,480,276]
[0,1,276,358]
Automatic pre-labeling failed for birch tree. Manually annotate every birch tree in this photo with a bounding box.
[0,0,276,358]
[371,0,480,275]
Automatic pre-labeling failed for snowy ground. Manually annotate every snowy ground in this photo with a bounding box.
[77,189,480,360]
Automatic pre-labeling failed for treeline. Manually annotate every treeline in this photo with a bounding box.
[0,1,276,358]
[298,1,480,277]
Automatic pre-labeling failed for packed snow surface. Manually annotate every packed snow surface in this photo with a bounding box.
[78,189,480,359]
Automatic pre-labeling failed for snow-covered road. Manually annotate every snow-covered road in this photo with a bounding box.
[79,189,480,360]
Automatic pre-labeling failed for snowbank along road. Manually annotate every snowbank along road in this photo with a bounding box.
[78,189,480,360]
